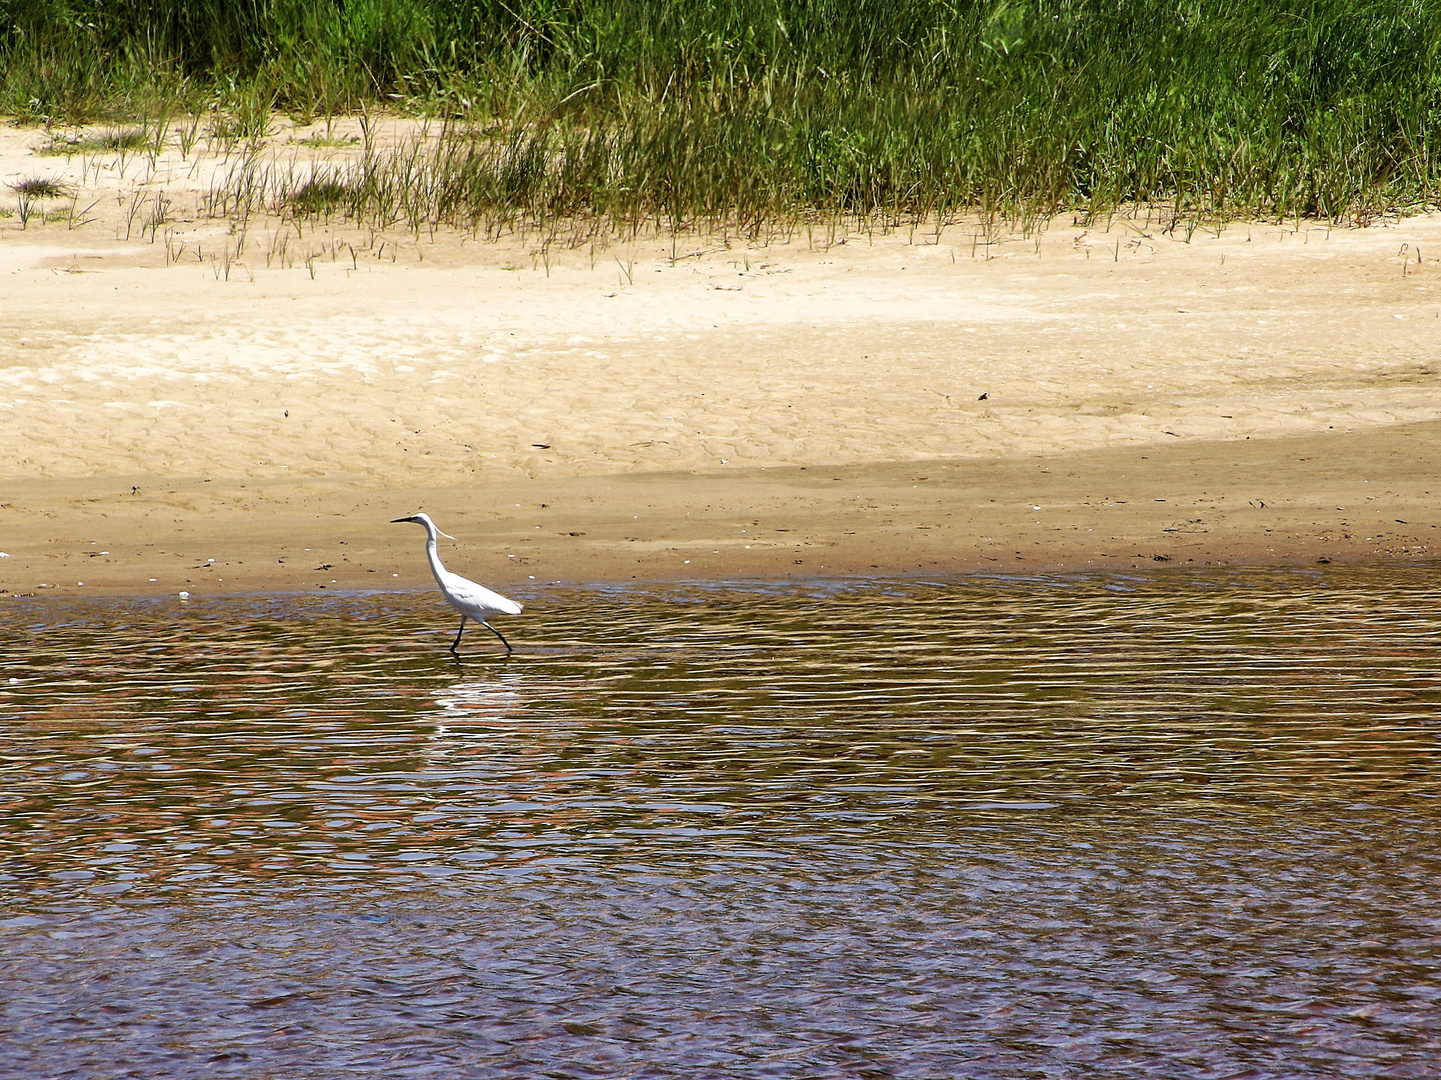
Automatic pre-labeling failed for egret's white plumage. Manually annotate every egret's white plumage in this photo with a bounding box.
[392,513,522,654]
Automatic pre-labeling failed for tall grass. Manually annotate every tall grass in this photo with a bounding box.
[5,1,1440,228]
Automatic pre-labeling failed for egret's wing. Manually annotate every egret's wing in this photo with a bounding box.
[442,572,523,616]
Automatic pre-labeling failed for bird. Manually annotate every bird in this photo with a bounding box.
[391,513,523,655]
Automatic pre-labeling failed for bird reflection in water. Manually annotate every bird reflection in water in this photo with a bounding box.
[431,675,531,735]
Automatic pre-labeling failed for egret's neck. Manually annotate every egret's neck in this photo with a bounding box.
[423,531,448,584]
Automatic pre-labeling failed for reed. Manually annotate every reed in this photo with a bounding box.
[6,1,1439,229]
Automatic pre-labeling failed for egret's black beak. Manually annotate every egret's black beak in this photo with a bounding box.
[391,516,418,524]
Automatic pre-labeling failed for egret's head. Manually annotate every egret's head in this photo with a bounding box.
[391,513,456,539]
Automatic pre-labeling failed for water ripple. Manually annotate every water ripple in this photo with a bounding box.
[2,566,1440,1076]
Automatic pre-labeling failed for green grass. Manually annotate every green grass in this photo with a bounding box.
[292,132,360,148]
[38,127,148,155]
[287,177,356,215]
[5,1,1440,230]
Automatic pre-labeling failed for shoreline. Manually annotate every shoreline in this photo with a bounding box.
[6,418,1439,599]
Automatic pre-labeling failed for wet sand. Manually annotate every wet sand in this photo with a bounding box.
[2,117,1440,595]
[6,419,1440,595]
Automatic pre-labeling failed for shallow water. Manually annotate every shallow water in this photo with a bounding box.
[3,567,1440,1078]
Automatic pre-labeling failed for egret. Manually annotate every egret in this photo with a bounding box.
[392,513,523,655]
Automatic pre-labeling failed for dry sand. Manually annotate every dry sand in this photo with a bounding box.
[2,116,1440,597]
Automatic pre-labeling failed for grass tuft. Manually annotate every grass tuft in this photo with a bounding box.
[41,128,149,155]
[10,177,69,198]
[293,133,360,149]
[288,177,356,215]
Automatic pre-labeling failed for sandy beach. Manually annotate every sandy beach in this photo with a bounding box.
[3,117,1440,596]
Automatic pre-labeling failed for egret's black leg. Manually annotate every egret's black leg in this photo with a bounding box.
[450,614,468,655]
[481,621,513,654]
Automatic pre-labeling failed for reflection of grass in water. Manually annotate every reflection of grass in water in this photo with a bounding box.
[8,1,1440,230]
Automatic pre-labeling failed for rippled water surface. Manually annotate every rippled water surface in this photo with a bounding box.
[3,567,1441,1078]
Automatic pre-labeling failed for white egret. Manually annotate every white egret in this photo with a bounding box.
[392,513,523,655]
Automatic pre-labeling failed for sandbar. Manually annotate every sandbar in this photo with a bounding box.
[2,118,1439,597]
